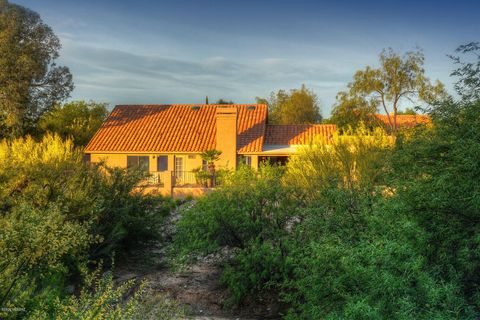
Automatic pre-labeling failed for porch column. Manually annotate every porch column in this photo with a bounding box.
[163,171,173,196]
[251,155,259,170]
[164,155,175,196]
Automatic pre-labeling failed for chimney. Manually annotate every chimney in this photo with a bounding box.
[215,106,237,169]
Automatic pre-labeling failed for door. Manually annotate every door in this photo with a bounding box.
[174,156,185,185]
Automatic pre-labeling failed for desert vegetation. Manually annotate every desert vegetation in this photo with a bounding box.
[1,0,480,318]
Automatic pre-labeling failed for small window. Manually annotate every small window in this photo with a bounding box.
[127,156,150,172]
[157,155,168,172]
[202,159,208,171]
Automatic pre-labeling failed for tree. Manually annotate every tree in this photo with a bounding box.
[215,98,234,104]
[343,48,445,132]
[256,84,322,124]
[254,97,269,106]
[330,91,379,130]
[449,42,480,102]
[38,101,109,146]
[0,0,73,138]
[200,149,222,187]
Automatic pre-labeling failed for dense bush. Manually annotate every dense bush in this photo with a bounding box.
[0,134,175,318]
[174,165,295,256]
[87,166,175,259]
[283,198,471,319]
[392,99,480,315]
[28,268,185,320]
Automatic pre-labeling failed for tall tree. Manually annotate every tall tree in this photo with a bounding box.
[449,42,480,102]
[0,0,73,138]
[341,48,445,132]
[38,101,109,146]
[257,84,322,124]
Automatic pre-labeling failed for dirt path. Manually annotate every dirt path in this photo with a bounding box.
[115,203,281,319]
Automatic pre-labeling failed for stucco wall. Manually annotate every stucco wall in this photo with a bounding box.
[89,153,204,172]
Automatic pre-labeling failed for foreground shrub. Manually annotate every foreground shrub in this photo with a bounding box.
[283,199,472,320]
[27,269,185,320]
[88,166,175,259]
[0,134,174,316]
[393,99,480,313]
[221,239,290,306]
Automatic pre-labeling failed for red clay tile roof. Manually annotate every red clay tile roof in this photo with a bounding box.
[85,104,267,153]
[375,114,430,128]
[264,124,337,145]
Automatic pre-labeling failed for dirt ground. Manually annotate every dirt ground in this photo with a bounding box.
[114,203,282,319]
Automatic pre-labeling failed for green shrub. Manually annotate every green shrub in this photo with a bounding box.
[0,134,175,316]
[173,165,294,258]
[283,198,471,320]
[0,202,92,316]
[88,166,176,259]
[27,269,185,320]
[221,238,290,306]
[172,164,296,301]
[392,99,480,312]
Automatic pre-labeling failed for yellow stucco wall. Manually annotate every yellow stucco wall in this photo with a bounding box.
[88,153,270,198]
[90,153,127,168]
[89,153,205,172]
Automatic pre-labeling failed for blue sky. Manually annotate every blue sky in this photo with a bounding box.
[14,0,480,115]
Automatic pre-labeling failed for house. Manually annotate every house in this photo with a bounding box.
[85,104,336,197]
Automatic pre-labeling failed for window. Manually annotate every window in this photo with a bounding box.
[157,155,168,172]
[127,156,149,172]
[202,159,208,171]
[237,155,252,167]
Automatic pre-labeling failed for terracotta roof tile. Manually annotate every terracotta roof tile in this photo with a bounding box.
[85,104,267,153]
[264,124,337,146]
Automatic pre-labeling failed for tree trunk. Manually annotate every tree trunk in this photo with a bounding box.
[208,163,215,187]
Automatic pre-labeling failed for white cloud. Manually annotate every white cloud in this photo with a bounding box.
[58,40,354,113]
